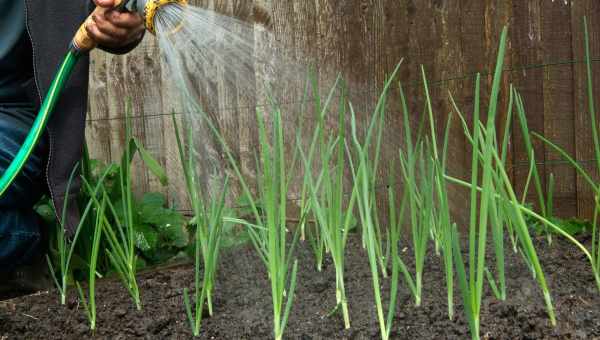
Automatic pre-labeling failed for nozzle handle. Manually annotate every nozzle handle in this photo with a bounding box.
[72,0,125,53]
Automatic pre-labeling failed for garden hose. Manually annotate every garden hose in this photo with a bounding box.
[0,0,188,198]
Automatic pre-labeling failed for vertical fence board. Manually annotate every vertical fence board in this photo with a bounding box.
[510,1,547,212]
[86,51,111,165]
[572,1,600,219]
[541,0,577,217]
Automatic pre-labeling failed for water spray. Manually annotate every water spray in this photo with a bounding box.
[0,0,188,197]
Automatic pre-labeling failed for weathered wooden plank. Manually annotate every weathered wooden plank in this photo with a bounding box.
[380,0,409,188]
[434,0,469,224]
[489,0,514,185]
[158,38,189,210]
[540,0,577,217]
[134,38,165,195]
[86,50,112,166]
[572,1,600,219]
[510,0,547,211]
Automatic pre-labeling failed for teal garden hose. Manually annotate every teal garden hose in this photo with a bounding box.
[0,51,79,198]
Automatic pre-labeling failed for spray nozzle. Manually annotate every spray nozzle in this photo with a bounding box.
[141,0,188,35]
[71,0,188,53]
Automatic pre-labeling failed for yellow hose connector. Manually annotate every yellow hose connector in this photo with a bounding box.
[73,0,124,52]
[144,0,188,35]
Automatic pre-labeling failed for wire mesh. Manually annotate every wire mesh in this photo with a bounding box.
[85,54,600,218]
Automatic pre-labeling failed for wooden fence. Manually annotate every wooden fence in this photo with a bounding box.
[86,0,600,220]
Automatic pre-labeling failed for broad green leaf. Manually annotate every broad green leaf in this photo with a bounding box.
[133,138,169,186]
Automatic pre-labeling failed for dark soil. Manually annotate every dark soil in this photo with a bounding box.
[1,234,600,339]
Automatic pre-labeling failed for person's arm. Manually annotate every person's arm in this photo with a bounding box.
[85,0,145,55]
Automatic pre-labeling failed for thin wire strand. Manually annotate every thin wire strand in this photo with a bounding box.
[86,57,600,123]
[88,38,600,213]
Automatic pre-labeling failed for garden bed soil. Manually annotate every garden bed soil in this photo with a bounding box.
[1,234,600,339]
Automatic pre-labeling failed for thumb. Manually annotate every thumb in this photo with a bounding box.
[93,0,116,8]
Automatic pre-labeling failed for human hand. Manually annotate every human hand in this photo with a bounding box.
[86,0,145,49]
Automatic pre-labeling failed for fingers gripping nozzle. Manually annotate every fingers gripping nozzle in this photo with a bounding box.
[71,0,188,54]
[72,0,127,53]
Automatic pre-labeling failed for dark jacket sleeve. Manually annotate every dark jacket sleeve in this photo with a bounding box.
[86,0,145,55]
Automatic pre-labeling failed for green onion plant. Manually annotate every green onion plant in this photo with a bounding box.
[75,193,107,331]
[253,106,300,340]
[451,80,510,301]
[495,86,519,256]
[298,81,357,328]
[513,89,553,244]
[531,130,600,291]
[200,103,300,340]
[172,114,230,336]
[394,83,439,311]
[177,74,305,339]
[447,27,556,340]
[531,17,600,291]
[450,67,500,339]
[71,108,167,313]
[419,69,456,318]
[47,164,113,305]
[496,18,600,292]
[350,63,402,340]
[521,18,600,292]
[295,71,319,244]
[296,75,344,271]
[97,108,168,311]
[99,117,141,310]
[396,137,430,308]
[368,88,391,279]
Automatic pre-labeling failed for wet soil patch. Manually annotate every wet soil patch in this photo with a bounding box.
[1,234,599,339]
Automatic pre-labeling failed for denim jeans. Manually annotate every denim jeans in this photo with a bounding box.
[0,103,48,275]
